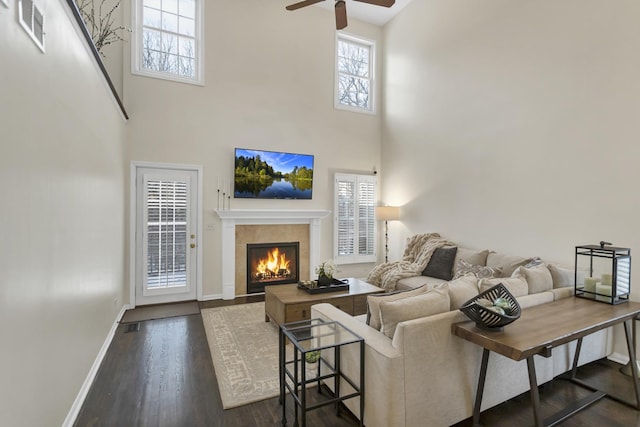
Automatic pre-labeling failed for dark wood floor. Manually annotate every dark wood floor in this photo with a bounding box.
[74,296,640,426]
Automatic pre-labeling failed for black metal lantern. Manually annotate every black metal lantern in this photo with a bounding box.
[575,242,631,304]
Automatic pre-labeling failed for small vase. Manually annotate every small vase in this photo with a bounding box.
[306,361,319,379]
[317,274,333,286]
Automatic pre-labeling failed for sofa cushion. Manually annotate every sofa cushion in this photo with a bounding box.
[453,259,502,280]
[379,284,450,338]
[396,275,446,291]
[422,246,458,280]
[486,252,534,277]
[366,285,427,331]
[446,275,479,310]
[478,272,528,298]
[515,264,553,294]
[453,247,489,276]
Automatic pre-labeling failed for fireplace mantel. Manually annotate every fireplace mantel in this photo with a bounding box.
[215,209,331,299]
[215,209,331,222]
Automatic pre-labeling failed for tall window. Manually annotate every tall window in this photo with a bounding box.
[335,34,375,114]
[334,173,377,264]
[18,0,45,52]
[132,0,204,85]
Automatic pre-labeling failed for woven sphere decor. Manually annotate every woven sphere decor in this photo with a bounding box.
[460,283,521,331]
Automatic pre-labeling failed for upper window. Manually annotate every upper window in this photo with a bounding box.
[18,0,45,52]
[132,0,204,85]
[334,173,377,264]
[335,34,375,114]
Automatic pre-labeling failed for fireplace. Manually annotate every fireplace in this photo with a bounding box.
[246,242,300,293]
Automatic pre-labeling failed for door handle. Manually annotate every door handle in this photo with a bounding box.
[190,243,196,248]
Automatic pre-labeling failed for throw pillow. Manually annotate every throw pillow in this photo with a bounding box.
[379,284,450,339]
[453,259,502,280]
[547,264,575,288]
[366,285,427,331]
[446,275,479,310]
[486,252,534,277]
[515,264,553,294]
[422,246,458,280]
[478,272,528,298]
[524,257,544,268]
[452,248,490,276]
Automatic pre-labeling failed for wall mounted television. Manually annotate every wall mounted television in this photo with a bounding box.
[234,148,314,199]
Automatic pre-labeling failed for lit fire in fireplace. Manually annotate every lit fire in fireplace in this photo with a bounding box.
[254,248,291,281]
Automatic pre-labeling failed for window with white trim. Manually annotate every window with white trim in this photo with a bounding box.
[132,0,204,85]
[335,34,375,113]
[334,173,377,264]
[18,0,45,52]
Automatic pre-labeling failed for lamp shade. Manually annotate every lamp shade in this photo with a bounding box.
[375,206,400,221]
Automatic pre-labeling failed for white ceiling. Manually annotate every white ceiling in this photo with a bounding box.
[312,0,414,27]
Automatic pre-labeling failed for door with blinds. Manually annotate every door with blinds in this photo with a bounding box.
[135,167,199,306]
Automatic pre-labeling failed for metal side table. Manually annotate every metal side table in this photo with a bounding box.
[279,318,364,427]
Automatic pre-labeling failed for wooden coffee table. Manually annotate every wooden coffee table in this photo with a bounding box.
[453,297,640,427]
[265,278,384,326]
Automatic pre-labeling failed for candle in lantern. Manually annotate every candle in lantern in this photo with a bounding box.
[596,283,612,302]
[601,273,613,286]
[583,277,598,293]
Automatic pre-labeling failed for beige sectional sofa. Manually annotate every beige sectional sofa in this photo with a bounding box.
[310,244,610,427]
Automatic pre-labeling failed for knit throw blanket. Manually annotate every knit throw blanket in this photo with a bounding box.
[367,233,453,291]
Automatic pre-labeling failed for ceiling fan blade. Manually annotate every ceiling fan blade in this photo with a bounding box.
[353,0,395,7]
[286,0,325,11]
[335,1,347,30]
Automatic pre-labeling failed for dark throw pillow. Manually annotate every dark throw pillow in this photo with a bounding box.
[422,246,458,280]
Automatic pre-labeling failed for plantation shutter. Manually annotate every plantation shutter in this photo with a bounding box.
[334,173,377,264]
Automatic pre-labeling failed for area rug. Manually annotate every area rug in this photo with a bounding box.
[201,302,282,409]
[121,301,200,323]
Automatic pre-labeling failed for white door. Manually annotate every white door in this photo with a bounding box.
[134,166,199,306]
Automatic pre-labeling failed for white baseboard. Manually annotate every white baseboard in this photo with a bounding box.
[200,293,223,301]
[61,304,130,427]
[608,351,630,365]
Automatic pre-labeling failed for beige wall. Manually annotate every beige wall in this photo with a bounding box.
[0,1,127,426]
[382,0,640,356]
[122,1,383,296]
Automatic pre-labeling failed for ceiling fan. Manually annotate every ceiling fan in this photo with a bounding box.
[285,0,395,30]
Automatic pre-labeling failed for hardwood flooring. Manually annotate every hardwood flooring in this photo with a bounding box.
[75,296,640,426]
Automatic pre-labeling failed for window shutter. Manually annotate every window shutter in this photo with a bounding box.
[334,173,377,264]
[358,179,376,256]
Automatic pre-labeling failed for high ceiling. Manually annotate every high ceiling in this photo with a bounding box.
[313,0,414,27]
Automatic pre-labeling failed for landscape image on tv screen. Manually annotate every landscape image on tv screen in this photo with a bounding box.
[234,148,314,199]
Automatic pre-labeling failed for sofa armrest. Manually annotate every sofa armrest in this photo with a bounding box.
[310,303,406,427]
[311,303,402,358]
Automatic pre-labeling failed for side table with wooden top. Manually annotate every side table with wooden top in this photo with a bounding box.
[453,297,640,427]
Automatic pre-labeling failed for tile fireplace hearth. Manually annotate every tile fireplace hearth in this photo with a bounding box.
[215,209,331,300]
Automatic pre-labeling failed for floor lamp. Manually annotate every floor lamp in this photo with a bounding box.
[375,206,400,263]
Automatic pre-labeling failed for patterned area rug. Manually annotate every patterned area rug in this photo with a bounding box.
[201,302,281,409]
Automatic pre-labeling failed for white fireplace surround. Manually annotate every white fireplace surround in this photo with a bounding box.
[215,209,331,300]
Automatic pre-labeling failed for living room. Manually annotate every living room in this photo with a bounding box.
[2,0,640,426]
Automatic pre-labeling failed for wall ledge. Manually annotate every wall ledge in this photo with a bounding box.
[62,0,128,120]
